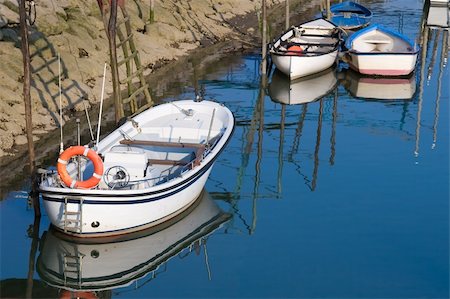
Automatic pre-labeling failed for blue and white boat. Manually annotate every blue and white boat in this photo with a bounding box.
[345,24,419,76]
[324,1,372,30]
[39,100,234,238]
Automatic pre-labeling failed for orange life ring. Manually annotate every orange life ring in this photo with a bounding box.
[59,290,98,299]
[57,146,104,189]
[287,45,303,55]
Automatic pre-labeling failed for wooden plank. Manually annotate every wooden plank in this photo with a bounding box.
[120,139,206,149]
[148,159,188,166]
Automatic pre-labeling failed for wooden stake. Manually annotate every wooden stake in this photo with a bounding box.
[326,0,331,20]
[19,0,40,218]
[107,0,122,123]
[285,0,289,30]
[261,0,267,75]
[19,0,35,175]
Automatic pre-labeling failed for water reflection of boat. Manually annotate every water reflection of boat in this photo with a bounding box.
[36,190,231,293]
[342,69,417,100]
[268,68,338,105]
[426,1,450,28]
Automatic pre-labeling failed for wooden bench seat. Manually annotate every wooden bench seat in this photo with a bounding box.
[120,139,206,149]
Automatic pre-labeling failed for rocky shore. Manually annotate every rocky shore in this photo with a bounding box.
[0,0,321,195]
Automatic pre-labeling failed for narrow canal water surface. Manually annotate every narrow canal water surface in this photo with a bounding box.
[1,1,448,298]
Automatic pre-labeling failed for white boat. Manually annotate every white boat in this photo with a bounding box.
[269,18,341,80]
[39,100,234,238]
[342,69,417,100]
[268,67,338,105]
[36,190,231,293]
[345,24,419,76]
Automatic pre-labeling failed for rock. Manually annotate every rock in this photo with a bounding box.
[0,129,14,150]
[78,48,89,58]
[0,3,19,24]
[0,15,7,28]
[4,121,23,136]
[14,135,27,145]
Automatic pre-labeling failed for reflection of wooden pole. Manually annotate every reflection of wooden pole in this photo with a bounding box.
[289,104,308,159]
[261,0,267,75]
[311,99,324,191]
[432,30,446,149]
[251,78,266,234]
[277,105,285,195]
[415,26,429,158]
[329,89,338,165]
[427,30,440,81]
[25,210,40,299]
[285,0,289,30]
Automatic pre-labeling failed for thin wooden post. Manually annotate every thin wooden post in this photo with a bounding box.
[326,0,331,20]
[285,0,289,30]
[261,0,267,75]
[107,0,122,123]
[19,0,35,175]
[19,0,40,219]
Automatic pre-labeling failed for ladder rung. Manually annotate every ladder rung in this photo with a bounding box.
[64,270,79,274]
[119,68,145,84]
[117,33,133,48]
[117,51,138,66]
[122,84,149,104]
[65,212,80,215]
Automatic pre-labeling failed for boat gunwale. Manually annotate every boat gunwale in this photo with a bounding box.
[39,101,235,198]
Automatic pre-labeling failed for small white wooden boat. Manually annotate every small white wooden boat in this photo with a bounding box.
[345,24,419,76]
[37,190,231,292]
[269,18,341,80]
[342,69,416,100]
[268,67,338,105]
[39,100,234,238]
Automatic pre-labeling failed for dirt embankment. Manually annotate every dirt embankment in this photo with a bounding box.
[0,0,273,157]
[0,0,322,195]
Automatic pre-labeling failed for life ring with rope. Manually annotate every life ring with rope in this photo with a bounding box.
[57,146,104,189]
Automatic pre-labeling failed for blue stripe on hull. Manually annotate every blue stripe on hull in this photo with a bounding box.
[42,161,213,205]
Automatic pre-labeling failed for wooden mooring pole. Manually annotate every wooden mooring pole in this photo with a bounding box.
[19,0,40,218]
[107,0,122,123]
[285,0,289,30]
[326,0,331,20]
[261,0,267,76]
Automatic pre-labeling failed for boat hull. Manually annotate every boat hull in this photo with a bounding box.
[41,166,213,237]
[39,100,234,238]
[271,51,338,80]
[347,52,418,76]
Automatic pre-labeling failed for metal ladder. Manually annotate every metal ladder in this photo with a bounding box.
[63,197,83,233]
[63,252,83,286]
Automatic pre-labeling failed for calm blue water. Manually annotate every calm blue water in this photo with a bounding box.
[1,1,449,298]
